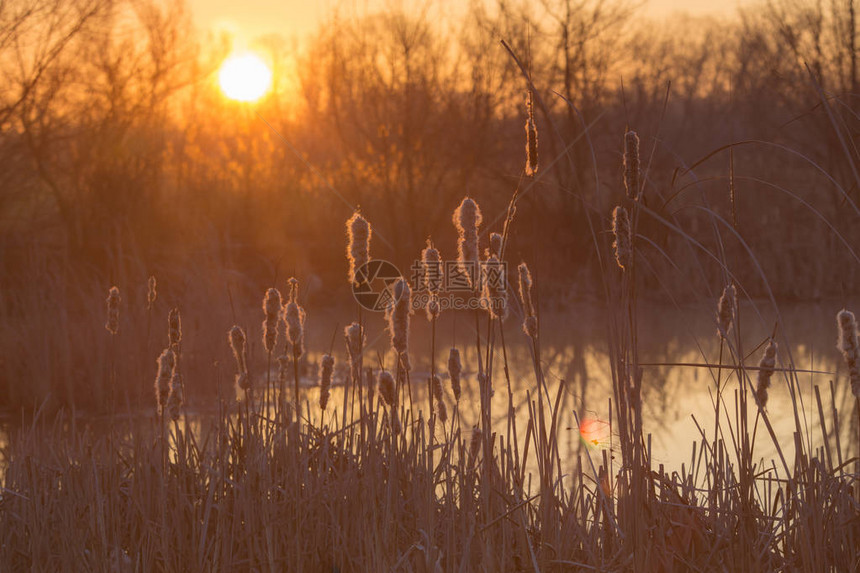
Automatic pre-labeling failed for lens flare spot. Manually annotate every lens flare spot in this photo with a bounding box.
[579,418,611,450]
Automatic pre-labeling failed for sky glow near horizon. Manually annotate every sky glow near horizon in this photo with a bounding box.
[190,0,748,45]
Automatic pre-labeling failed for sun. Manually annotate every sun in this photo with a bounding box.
[218,52,272,102]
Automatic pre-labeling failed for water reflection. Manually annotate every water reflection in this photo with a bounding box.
[0,302,856,488]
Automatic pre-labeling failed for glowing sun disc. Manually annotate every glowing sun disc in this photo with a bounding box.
[219,53,272,102]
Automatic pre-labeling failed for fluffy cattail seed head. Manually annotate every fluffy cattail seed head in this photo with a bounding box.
[717,285,736,340]
[421,239,442,294]
[167,370,184,422]
[490,232,503,258]
[431,375,448,423]
[168,308,182,349]
[518,262,535,317]
[389,279,412,357]
[612,205,632,270]
[277,354,289,393]
[344,322,365,379]
[436,399,448,424]
[399,353,412,373]
[229,326,246,367]
[146,276,157,311]
[154,347,175,415]
[518,262,537,337]
[523,316,538,338]
[624,130,640,201]
[365,366,376,404]
[379,370,396,407]
[453,197,482,288]
[482,254,507,320]
[105,286,120,334]
[525,91,539,177]
[235,372,251,393]
[755,340,778,408]
[284,279,306,358]
[347,211,371,286]
[345,322,364,357]
[262,288,282,354]
[837,309,858,355]
[319,354,335,411]
[448,347,462,401]
[837,309,860,397]
[228,326,249,394]
[426,295,440,321]
[469,425,482,466]
[432,375,444,402]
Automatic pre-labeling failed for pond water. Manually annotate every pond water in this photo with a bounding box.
[1,299,856,487]
[303,297,858,479]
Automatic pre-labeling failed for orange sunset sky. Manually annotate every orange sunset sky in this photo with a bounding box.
[189,0,750,43]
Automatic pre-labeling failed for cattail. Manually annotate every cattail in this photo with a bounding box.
[422,240,442,321]
[490,232,503,258]
[482,253,507,320]
[426,295,440,321]
[755,339,778,408]
[105,286,120,334]
[447,347,462,401]
[518,262,538,337]
[365,366,376,405]
[154,347,175,415]
[167,369,184,422]
[277,355,289,396]
[284,278,306,358]
[168,308,181,349]
[624,130,640,201]
[421,241,442,322]
[518,262,534,316]
[399,352,412,373]
[468,425,482,467]
[344,322,365,380]
[236,372,251,392]
[345,322,364,358]
[432,375,447,423]
[421,239,442,293]
[612,205,632,270]
[388,279,412,358]
[379,370,396,407]
[319,354,334,411]
[525,91,539,177]
[453,197,482,288]
[262,288,282,354]
[347,211,372,285]
[146,276,157,311]
[436,400,448,426]
[837,309,860,397]
[229,326,251,394]
[523,316,538,338]
[716,284,736,340]
[432,375,444,401]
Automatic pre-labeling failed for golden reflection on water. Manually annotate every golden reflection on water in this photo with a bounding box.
[0,302,856,489]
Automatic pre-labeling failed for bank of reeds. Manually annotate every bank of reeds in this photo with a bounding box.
[2,58,860,572]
